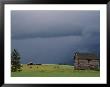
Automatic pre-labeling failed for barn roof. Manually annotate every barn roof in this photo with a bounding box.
[75,53,99,60]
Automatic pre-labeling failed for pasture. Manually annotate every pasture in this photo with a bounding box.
[11,64,100,77]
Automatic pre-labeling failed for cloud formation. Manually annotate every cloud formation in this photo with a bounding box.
[11,10,99,39]
[11,10,100,64]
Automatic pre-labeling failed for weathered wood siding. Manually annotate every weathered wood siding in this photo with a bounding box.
[74,59,99,70]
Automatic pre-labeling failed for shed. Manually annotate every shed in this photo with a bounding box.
[74,52,100,70]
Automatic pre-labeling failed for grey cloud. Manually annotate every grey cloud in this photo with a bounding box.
[12,25,83,39]
[11,10,99,39]
[11,10,100,64]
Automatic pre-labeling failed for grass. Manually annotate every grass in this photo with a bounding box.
[11,64,100,77]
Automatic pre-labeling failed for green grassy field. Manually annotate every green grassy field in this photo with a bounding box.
[11,64,100,77]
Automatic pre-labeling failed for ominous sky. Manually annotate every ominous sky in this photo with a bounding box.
[11,10,100,65]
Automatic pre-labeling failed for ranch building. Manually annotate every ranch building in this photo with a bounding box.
[74,52,100,70]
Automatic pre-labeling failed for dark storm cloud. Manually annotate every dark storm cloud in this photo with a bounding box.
[12,25,83,39]
[11,10,100,64]
[11,10,99,39]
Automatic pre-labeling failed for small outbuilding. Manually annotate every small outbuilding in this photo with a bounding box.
[27,62,34,65]
[74,52,100,70]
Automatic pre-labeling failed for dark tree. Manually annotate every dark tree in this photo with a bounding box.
[11,49,22,72]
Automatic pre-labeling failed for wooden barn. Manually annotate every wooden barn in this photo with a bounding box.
[74,52,100,70]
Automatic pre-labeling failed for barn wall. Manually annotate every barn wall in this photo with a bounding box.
[74,59,89,70]
[74,59,100,70]
[89,60,99,65]
[89,60,99,69]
